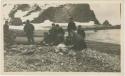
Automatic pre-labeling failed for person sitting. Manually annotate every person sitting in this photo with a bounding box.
[72,30,87,51]
[77,25,86,40]
[67,18,77,45]
[67,17,77,34]
[71,30,87,65]
[54,24,65,45]
[48,23,56,44]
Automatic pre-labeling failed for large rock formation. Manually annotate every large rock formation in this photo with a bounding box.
[32,4,100,24]
[8,4,100,25]
[8,4,41,25]
[9,4,30,18]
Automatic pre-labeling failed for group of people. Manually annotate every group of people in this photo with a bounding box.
[43,23,65,45]
[42,18,87,51]
[4,18,87,51]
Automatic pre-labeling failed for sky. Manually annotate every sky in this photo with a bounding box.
[3,3,121,25]
[90,3,121,25]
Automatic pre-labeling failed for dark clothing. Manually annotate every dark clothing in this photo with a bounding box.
[4,24,9,39]
[26,33,34,44]
[4,24,10,45]
[77,28,86,40]
[67,21,76,44]
[45,26,65,45]
[67,21,76,31]
[4,24,9,31]
[24,23,35,44]
[3,24,9,35]
[49,27,57,43]
[4,23,16,46]
[49,27,56,35]
[24,23,34,33]
[43,32,50,44]
[73,38,87,51]
[53,27,65,45]
[56,27,65,35]
[72,31,87,51]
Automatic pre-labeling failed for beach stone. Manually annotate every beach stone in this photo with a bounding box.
[68,50,76,56]
[55,43,67,53]
[61,63,64,65]
[59,52,64,55]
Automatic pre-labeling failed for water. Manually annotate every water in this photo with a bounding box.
[9,24,120,44]
[86,29,120,44]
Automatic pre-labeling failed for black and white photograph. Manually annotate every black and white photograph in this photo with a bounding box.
[2,2,121,72]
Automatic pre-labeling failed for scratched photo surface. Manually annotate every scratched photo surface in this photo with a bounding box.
[3,2,121,72]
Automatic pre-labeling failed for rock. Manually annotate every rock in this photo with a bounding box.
[68,50,76,56]
[34,63,41,66]
[41,59,44,63]
[61,63,64,65]
[59,52,64,55]
[10,18,23,25]
[78,62,82,66]
[32,4,100,24]
[103,20,112,26]
[21,49,28,53]
[10,48,17,51]
[55,48,60,53]
[10,45,18,48]
[38,47,43,50]
[55,43,67,53]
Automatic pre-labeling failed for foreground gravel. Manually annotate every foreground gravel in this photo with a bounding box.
[4,44,120,72]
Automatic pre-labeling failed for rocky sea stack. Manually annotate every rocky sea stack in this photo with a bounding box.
[32,4,100,24]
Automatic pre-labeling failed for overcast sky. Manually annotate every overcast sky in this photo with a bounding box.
[90,3,121,25]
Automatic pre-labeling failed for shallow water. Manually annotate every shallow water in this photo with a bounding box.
[86,29,120,44]
[9,25,120,44]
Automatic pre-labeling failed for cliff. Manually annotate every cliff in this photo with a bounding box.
[8,4,100,25]
[32,4,100,24]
